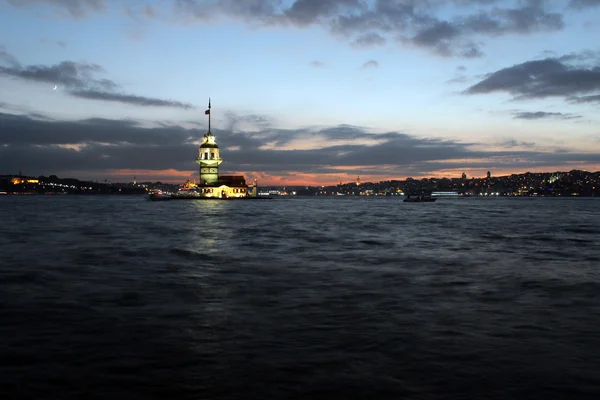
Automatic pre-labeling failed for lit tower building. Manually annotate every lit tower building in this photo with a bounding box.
[196,99,222,185]
[173,98,249,199]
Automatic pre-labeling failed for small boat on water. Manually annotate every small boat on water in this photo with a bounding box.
[149,191,172,201]
[404,195,436,203]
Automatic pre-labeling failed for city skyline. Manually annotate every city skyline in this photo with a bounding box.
[1,0,600,185]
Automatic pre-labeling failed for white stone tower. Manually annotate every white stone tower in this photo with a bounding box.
[196,98,222,185]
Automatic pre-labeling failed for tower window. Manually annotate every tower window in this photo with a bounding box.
[211,152,214,159]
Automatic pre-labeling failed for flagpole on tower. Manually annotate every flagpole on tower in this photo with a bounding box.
[208,98,211,133]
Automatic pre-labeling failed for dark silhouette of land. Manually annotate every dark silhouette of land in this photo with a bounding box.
[0,174,146,195]
[1,169,599,197]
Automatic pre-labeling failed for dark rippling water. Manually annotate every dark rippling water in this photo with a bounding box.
[1,195,600,399]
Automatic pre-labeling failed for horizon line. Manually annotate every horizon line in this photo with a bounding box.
[2,168,598,186]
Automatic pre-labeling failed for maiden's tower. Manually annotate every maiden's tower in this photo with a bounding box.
[174,99,255,199]
[196,99,222,185]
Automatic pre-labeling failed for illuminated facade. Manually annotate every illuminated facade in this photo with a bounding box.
[196,130,222,185]
[11,177,38,184]
[196,99,222,185]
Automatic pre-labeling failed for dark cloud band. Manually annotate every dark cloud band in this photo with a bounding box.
[1,110,598,179]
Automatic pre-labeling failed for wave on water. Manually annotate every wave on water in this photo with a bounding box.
[1,196,600,399]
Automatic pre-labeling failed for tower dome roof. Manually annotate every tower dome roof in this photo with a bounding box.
[200,131,219,148]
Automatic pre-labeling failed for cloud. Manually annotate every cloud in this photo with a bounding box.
[309,60,325,67]
[169,0,568,58]
[539,49,557,57]
[464,51,600,103]
[173,0,280,22]
[0,51,194,109]
[69,90,194,109]
[446,76,469,84]
[281,0,363,26]
[221,112,273,132]
[502,139,536,148]
[125,5,157,21]
[400,20,482,58]
[6,0,107,18]
[569,94,600,104]
[2,110,599,181]
[39,38,68,48]
[513,111,582,120]
[398,1,564,57]
[351,32,386,48]
[570,0,600,9]
[0,59,116,90]
[0,46,21,68]
[6,1,580,58]
[361,60,379,69]
[447,65,470,83]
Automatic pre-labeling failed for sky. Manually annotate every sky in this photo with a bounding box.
[1,0,600,185]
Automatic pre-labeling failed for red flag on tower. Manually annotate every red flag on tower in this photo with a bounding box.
[205,109,210,115]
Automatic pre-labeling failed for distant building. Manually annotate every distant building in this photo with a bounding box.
[487,171,491,179]
[462,172,467,180]
[11,177,38,184]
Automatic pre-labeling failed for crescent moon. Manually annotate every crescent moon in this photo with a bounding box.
[53,85,57,90]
